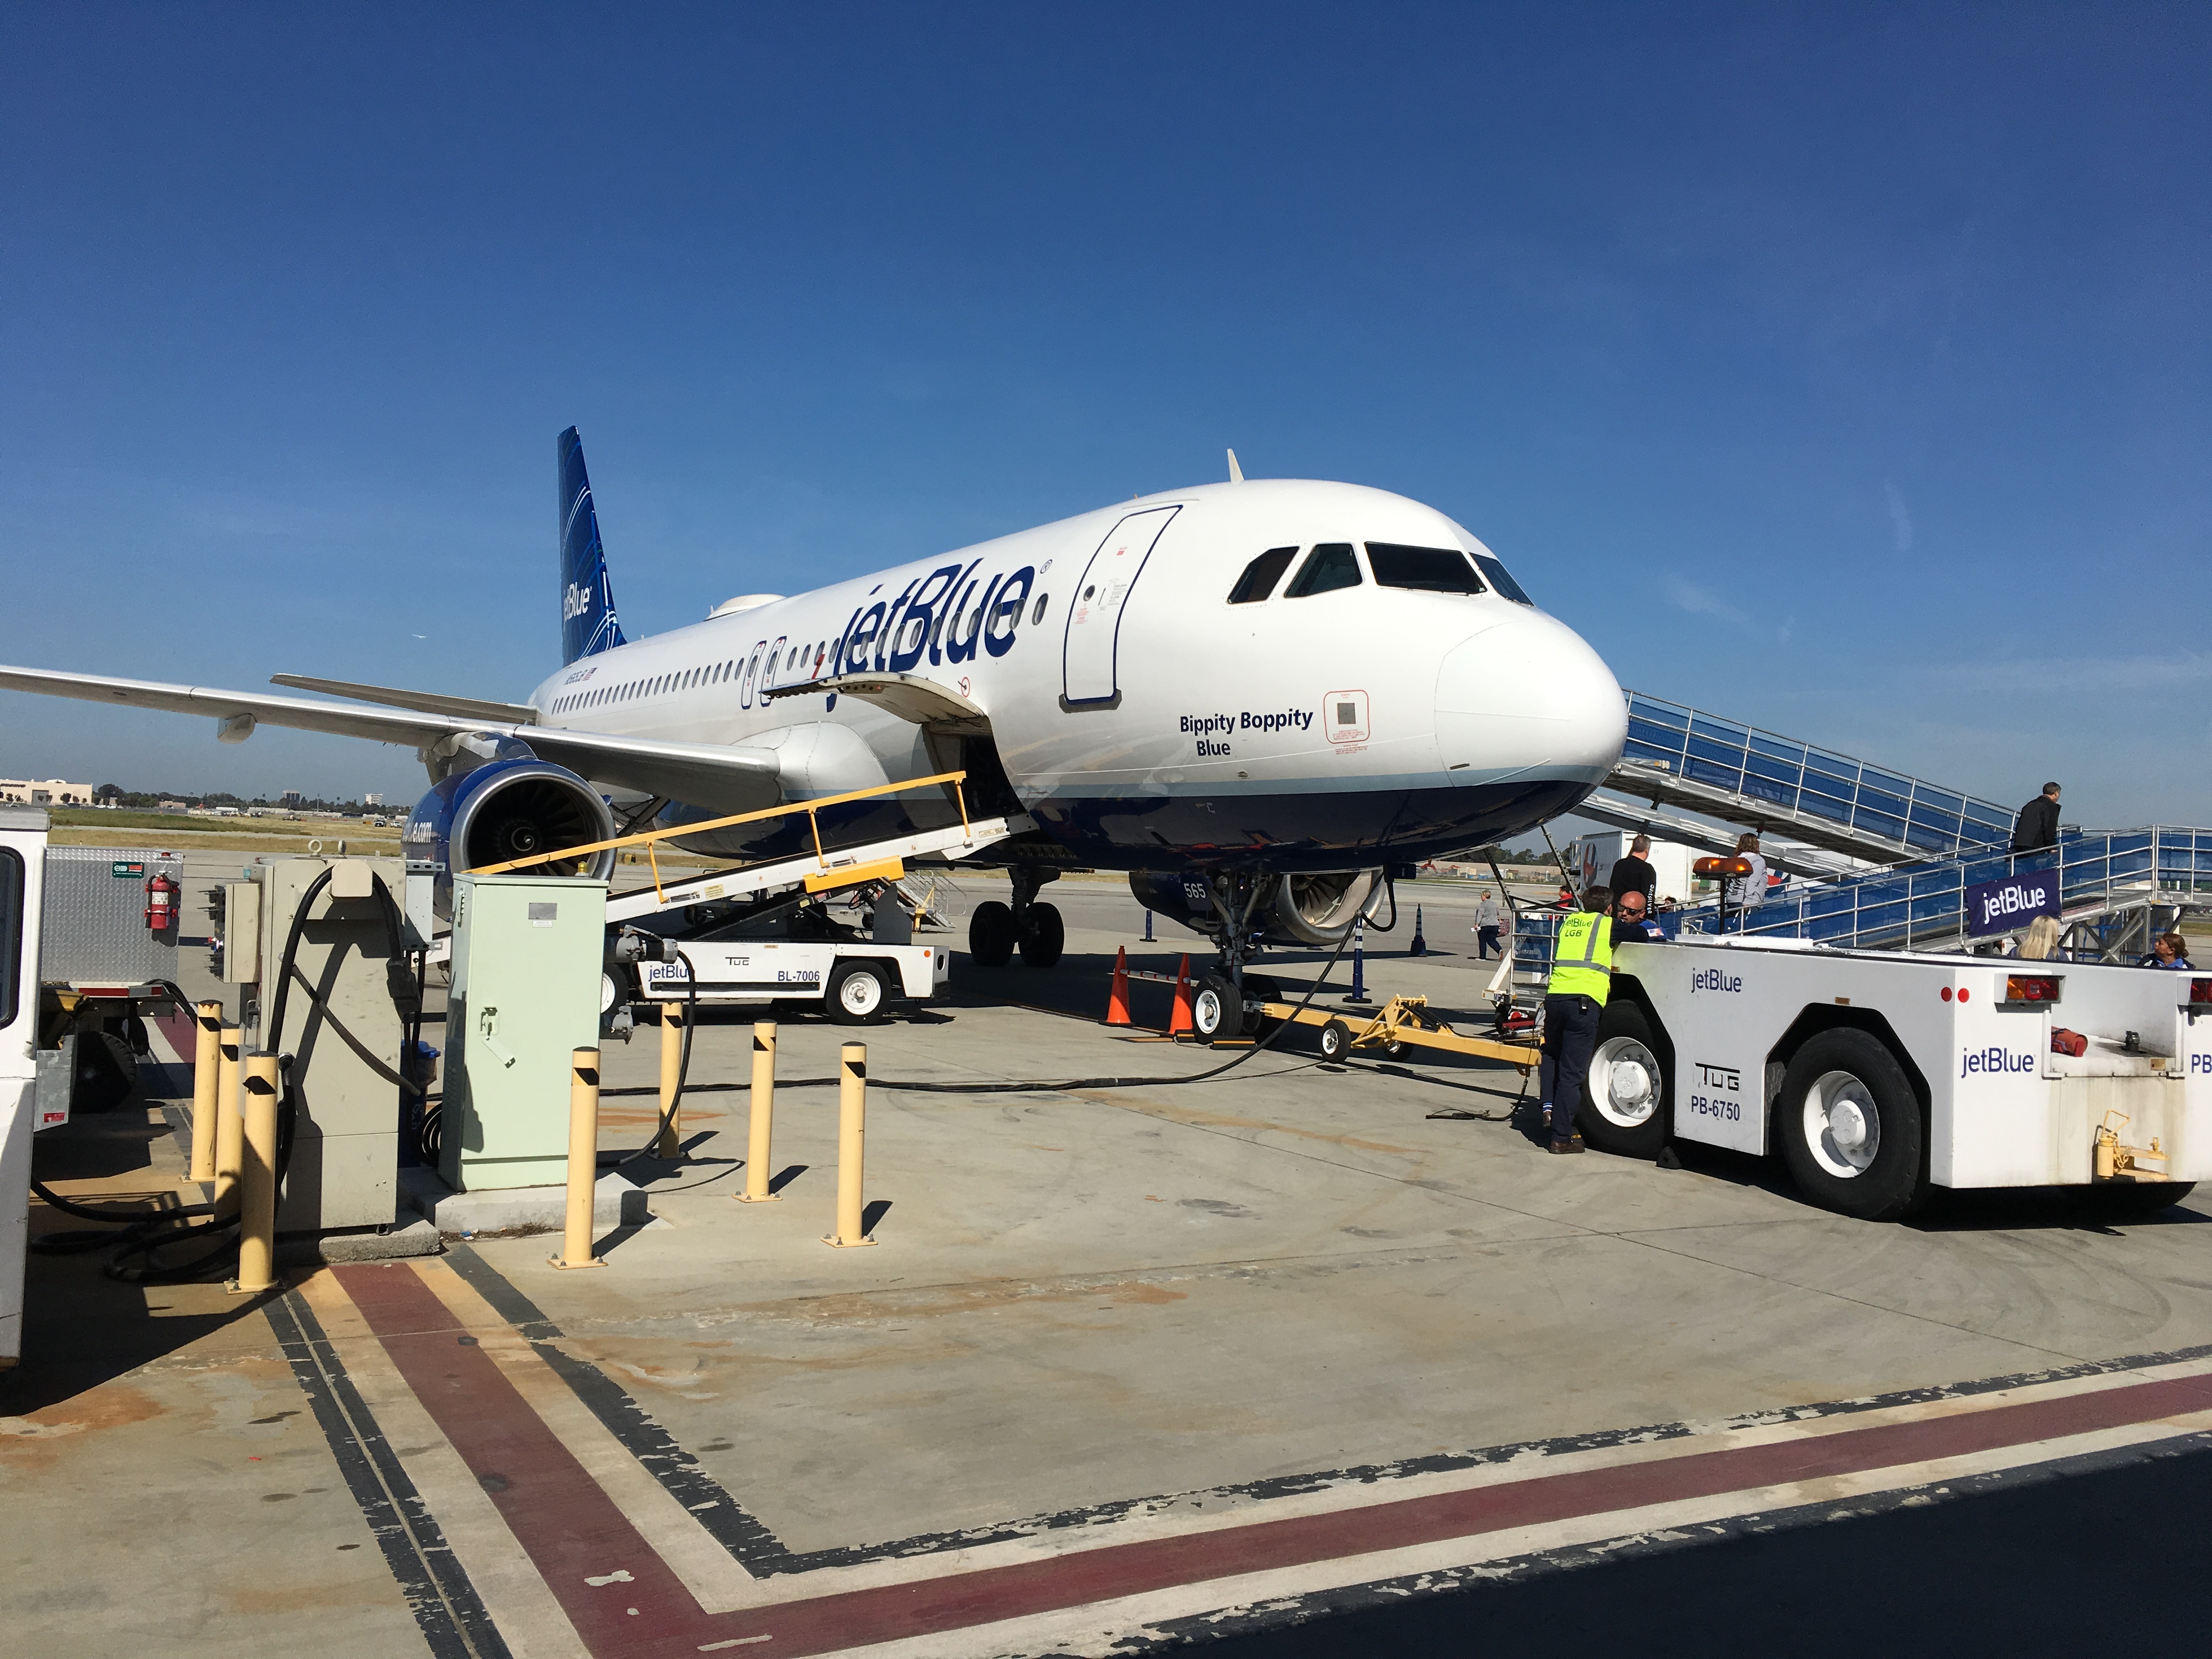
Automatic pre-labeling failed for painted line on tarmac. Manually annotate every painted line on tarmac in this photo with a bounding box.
[331,1257,2212,1659]
[267,1283,517,1659]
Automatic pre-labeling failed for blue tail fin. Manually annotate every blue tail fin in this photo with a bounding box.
[559,426,628,664]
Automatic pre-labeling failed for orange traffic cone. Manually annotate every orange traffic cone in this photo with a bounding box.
[1106,946,1133,1026]
[1167,954,1195,1036]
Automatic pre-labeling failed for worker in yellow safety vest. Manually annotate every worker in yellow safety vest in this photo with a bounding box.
[1540,884,1613,1154]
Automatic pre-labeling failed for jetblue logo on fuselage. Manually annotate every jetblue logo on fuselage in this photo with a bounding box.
[1960,1046,2035,1077]
[1691,968,1742,995]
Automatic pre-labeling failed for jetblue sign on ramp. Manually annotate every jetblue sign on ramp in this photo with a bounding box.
[1967,870,2061,937]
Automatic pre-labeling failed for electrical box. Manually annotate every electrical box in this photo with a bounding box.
[217,879,261,984]
[442,874,606,1192]
[251,857,410,1232]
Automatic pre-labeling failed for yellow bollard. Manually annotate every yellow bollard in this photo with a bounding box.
[229,1051,281,1294]
[551,1048,606,1269]
[824,1042,875,1248]
[213,1024,245,1216]
[188,1000,223,1182]
[736,1022,780,1203]
[656,1004,685,1159]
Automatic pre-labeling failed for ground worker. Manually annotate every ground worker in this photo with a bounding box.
[1539,884,1612,1155]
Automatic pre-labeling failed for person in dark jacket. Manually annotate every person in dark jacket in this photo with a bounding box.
[2011,783,2061,851]
[1606,835,1658,909]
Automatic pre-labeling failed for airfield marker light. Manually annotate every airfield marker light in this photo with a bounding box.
[736,1023,781,1203]
[551,1049,606,1270]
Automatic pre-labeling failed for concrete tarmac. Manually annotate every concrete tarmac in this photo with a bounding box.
[6,865,2208,1657]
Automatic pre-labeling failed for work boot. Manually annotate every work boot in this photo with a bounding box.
[1548,1135,1584,1155]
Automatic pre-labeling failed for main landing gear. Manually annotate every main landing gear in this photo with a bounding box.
[969,867,1064,968]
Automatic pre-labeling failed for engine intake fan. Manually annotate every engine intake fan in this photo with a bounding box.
[407,743,618,917]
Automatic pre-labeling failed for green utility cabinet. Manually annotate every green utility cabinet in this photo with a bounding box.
[442,874,607,1192]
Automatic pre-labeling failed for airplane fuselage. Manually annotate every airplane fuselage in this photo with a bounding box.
[527,478,1627,873]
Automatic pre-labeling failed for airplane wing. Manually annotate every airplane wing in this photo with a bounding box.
[0,664,782,812]
[269,674,542,725]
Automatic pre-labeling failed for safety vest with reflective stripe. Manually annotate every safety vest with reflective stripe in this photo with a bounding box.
[1548,910,1614,1003]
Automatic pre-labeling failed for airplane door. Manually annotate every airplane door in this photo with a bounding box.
[1062,505,1180,706]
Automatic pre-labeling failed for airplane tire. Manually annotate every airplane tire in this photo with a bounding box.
[1019,902,1064,968]
[1581,1001,1671,1159]
[969,901,1016,967]
[1776,1028,1928,1221]
[826,960,893,1025]
[1192,973,1237,1040]
[1240,974,1282,1036]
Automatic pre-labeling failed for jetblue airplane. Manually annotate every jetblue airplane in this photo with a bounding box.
[0,430,1625,1000]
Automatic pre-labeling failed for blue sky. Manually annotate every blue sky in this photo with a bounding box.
[5,3,2207,823]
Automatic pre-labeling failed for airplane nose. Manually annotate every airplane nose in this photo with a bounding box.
[1434,612,1626,781]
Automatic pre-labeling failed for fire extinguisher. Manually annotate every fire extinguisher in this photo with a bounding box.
[144,871,179,933]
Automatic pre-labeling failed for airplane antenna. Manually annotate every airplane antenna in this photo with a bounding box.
[1227,448,1245,484]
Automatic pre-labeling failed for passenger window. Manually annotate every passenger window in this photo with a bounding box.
[1471,553,1534,606]
[1032,594,1048,626]
[1228,546,1298,604]
[1365,543,1487,595]
[1283,544,1362,598]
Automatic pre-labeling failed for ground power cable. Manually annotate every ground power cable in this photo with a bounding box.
[602,922,1362,1102]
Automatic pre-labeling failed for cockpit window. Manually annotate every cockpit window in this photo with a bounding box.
[1470,552,1534,606]
[1227,546,1298,604]
[1283,543,1362,598]
[1365,543,1487,594]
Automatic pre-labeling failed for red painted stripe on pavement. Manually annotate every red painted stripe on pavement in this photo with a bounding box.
[333,1263,718,1658]
[338,1260,2212,1659]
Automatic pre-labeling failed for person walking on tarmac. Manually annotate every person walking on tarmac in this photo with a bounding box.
[1474,888,1503,960]
[2012,783,2062,853]
[1539,885,1613,1155]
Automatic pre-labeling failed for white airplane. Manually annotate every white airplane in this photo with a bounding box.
[0,430,1626,1013]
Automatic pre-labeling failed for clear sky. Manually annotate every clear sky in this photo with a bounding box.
[6,3,2207,825]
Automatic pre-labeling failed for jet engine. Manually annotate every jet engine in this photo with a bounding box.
[406,742,618,916]
[1128,869,1385,947]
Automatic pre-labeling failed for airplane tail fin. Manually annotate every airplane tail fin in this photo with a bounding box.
[559,426,628,665]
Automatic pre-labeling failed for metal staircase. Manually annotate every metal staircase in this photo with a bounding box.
[1502,692,2212,977]
[1597,692,2017,866]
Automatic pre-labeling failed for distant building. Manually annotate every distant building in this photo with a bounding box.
[281,789,305,805]
[363,792,384,807]
[0,777,94,806]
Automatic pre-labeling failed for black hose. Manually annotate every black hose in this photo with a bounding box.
[601,928,1359,1100]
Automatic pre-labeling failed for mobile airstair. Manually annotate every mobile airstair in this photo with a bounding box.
[1509,694,2211,977]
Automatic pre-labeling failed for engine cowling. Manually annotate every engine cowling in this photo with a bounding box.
[1128,869,1384,946]
[406,744,618,916]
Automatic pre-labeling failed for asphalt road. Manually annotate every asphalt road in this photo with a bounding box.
[1198,1437,2211,1658]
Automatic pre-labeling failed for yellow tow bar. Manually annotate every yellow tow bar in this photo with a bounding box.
[1260,994,1541,1070]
